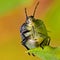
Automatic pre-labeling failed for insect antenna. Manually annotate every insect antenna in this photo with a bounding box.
[25,8,28,19]
[33,1,39,17]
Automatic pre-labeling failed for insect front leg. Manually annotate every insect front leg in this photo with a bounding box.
[21,39,31,55]
[21,39,29,50]
[20,30,31,55]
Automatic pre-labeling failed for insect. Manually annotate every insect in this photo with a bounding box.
[20,1,51,56]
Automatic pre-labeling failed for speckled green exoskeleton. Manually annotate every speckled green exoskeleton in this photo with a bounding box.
[20,1,51,56]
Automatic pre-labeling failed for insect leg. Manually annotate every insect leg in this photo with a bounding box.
[22,39,35,56]
[23,45,30,55]
[47,36,51,45]
[32,53,35,56]
[21,37,29,50]
[21,39,31,55]
[40,36,51,49]
[40,39,47,49]
[21,32,31,55]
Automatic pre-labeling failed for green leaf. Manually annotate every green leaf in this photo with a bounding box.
[27,46,60,60]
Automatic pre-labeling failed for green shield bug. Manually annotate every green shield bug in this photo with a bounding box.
[20,1,51,56]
